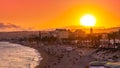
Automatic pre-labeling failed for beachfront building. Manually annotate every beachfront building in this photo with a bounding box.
[73,29,86,39]
[51,29,72,44]
[40,31,55,39]
[54,29,70,39]
[68,29,86,46]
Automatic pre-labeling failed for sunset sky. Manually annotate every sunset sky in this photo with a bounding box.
[0,0,120,31]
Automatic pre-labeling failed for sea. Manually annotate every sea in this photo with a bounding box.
[0,42,43,68]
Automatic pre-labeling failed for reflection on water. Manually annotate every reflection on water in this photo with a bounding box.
[0,42,42,68]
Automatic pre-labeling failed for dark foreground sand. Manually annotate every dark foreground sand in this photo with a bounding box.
[14,42,96,68]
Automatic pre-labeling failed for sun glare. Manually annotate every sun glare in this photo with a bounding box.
[80,14,96,27]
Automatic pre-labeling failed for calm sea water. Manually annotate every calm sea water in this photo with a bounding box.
[0,42,43,68]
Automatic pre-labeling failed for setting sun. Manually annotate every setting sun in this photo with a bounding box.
[80,14,96,27]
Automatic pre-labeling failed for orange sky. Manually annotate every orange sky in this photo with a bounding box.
[0,0,120,31]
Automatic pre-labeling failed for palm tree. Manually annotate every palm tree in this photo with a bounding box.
[96,35,102,48]
[107,33,111,48]
[85,34,91,47]
[112,32,117,48]
[108,32,118,48]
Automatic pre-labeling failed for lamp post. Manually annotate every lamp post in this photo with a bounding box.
[90,27,93,35]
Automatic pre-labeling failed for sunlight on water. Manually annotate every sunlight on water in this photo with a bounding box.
[0,42,42,68]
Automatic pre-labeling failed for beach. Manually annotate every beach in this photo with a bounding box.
[19,42,96,68]
[2,41,120,68]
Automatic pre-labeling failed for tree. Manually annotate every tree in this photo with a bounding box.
[107,33,111,48]
[111,32,117,48]
[108,32,118,48]
[95,35,102,48]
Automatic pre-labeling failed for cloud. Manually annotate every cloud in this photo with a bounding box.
[0,22,21,29]
[0,22,35,31]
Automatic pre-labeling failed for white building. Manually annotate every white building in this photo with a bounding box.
[74,29,86,38]
[54,29,70,39]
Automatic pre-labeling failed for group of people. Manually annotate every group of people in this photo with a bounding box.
[41,45,84,68]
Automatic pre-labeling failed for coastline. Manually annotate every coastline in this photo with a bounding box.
[1,40,120,68]
[11,42,48,68]
[15,41,96,68]
[12,42,53,68]
[6,41,120,68]
[34,46,50,68]
[24,43,59,68]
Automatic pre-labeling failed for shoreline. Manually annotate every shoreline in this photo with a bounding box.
[26,44,60,68]
[10,41,120,68]
[34,47,48,68]
[14,42,55,68]
[17,42,96,68]
[14,42,49,68]
[1,41,120,68]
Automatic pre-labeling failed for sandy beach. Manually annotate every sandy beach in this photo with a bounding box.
[18,42,96,68]
[10,41,120,68]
